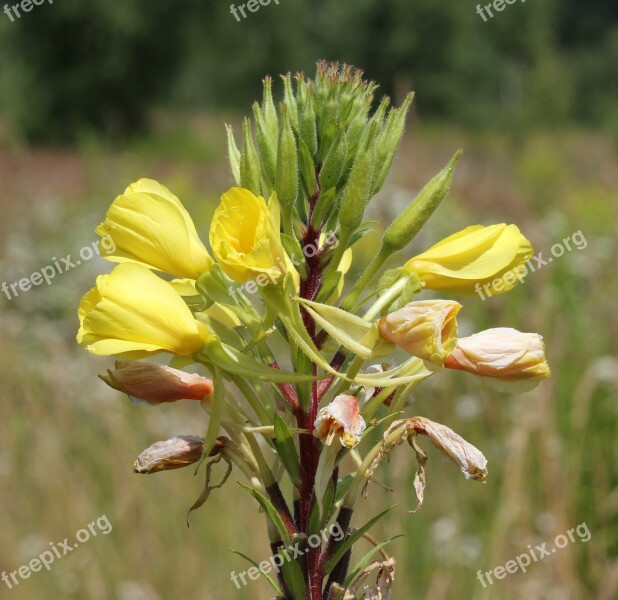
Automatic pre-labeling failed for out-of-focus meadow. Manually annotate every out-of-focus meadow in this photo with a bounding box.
[1,2,617,599]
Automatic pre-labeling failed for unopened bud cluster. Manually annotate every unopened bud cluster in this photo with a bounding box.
[227,62,414,236]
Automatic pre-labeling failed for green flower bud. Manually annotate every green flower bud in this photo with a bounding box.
[319,122,348,191]
[372,92,414,195]
[382,150,462,254]
[282,73,299,130]
[344,96,371,161]
[299,83,317,156]
[275,104,299,215]
[240,118,262,196]
[252,102,277,188]
[338,124,376,235]
[261,76,278,143]
[225,124,241,185]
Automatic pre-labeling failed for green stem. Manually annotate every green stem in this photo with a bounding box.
[362,276,409,321]
[340,246,391,312]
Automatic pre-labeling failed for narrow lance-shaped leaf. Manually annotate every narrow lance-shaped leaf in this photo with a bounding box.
[273,414,301,486]
[324,505,397,574]
[230,549,282,595]
[344,535,403,587]
[238,482,294,545]
[279,547,306,600]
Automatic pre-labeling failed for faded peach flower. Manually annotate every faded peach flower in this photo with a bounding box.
[410,416,487,481]
[134,435,205,473]
[444,327,550,392]
[314,395,367,448]
[378,300,461,365]
[100,360,214,405]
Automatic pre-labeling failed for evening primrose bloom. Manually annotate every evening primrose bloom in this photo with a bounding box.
[378,300,462,365]
[77,263,210,357]
[405,224,533,294]
[444,327,550,391]
[96,178,214,279]
[100,360,214,405]
[314,395,366,448]
[210,187,293,285]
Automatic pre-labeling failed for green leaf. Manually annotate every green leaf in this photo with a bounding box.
[295,298,377,359]
[200,337,322,384]
[274,414,301,486]
[353,356,433,387]
[230,549,282,595]
[334,474,355,507]
[279,548,306,600]
[324,505,397,574]
[281,233,308,280]
[344,535,403,587]
[238,482,292,545]
[311,186,337,228]
[315,270,342,304]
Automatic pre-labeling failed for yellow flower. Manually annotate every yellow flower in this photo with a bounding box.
[405,224,532,294]
[96,178,214,279]
[77,263,210,357]
[444,327,550,392]
[209,187,292,284]
[378,300,462,365]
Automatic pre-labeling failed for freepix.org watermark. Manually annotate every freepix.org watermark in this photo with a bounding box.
[230,0,279,22]
[475,230,587,301]
[476,0,526,22]
[476,521,591,588]
[2,514,113,590]
[230,521,345,589]
[3,0,53,22]
[1,236,116,302]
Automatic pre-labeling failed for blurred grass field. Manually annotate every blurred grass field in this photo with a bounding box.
[0,120,616,600]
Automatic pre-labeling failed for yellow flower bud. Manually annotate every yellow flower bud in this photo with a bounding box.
[77,263,211,358]
[314,395,366,448]
[378,300,462,365]
[405,224,533,294]
[445,327,550,391]
[100,360,214,405]
[96,178,214,279]
[209,187,293,284]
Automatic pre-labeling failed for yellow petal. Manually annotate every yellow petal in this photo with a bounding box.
[77,263,210,357]
[406,224,533,294]
[210,187,290,284]
[96,178,213,279]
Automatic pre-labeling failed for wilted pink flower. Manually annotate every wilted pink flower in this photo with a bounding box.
[314,394,367,448]
[100,360,214,405]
